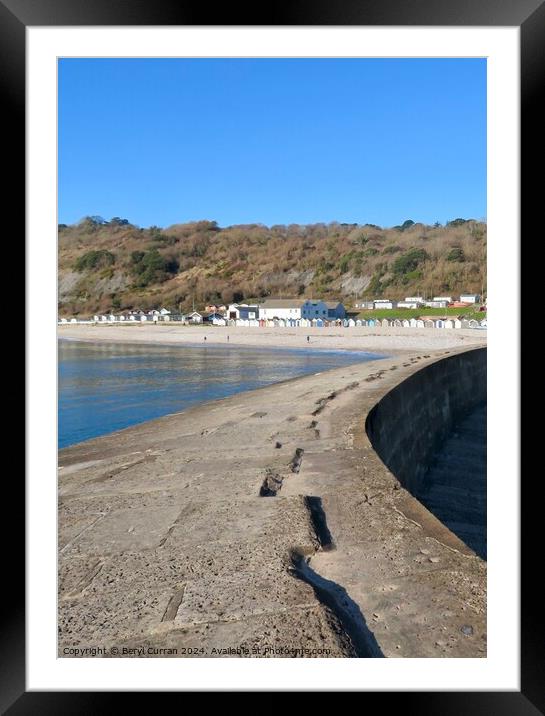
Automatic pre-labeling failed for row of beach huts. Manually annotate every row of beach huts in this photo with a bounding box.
[59,296,487,329]
[59,313,487,330]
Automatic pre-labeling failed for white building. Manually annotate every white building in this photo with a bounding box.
[424,300,449,309]
[226,303,241,320]
[301,300,346,320]
[405,296,424,304]
[433,296,453,303]
[373,299,397,310]
[397,302,419,309]
[258,299,302,321]
[460,294,481,304]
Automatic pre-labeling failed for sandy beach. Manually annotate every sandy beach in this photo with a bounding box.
[58,323,487,354]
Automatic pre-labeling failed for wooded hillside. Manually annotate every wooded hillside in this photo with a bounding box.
[58,216,486,315]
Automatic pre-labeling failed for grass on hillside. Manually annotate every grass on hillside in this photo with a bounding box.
[355,306,486,321]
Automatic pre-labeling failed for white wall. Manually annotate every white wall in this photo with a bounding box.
[259,306,301,320]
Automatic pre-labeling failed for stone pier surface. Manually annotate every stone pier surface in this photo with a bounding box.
[59,346,487,658]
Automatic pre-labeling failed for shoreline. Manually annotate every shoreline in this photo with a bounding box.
[59,334,388,359]
[59,350,387,453]
[58,323,487,356]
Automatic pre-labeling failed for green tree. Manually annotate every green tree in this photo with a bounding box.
[74,250,116,272]
[129,249,178,287]
[392,248,429,276]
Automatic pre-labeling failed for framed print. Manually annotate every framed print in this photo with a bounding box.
[9,0,539,707]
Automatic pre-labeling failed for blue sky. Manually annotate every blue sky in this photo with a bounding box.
[58,58,486,228]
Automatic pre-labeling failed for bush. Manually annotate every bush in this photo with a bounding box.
[74,250,116,272]
[338,254,351,273]
[382,245,402,254]
[446,247,465,262]
[129,249,178,287]
[393,219,415,232]
[447,218,470,227]
[392,248,429,276]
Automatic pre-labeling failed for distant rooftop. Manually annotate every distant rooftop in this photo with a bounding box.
[259,299,303,308]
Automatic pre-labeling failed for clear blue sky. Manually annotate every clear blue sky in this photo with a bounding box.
[58,58,486,228]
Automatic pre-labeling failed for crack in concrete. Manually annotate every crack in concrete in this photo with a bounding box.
[289,550,384,658]
[259,448,305,495]
[59,512,108,554]
[161,585,186,622]
[87,454,158,484]
[312,381,360,416]
[304,496,334,551]
[62,559,104,600]
[259,468,284,497]
[289,448,305,474]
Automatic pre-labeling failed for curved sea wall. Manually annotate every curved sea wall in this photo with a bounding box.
[365,347,486,495]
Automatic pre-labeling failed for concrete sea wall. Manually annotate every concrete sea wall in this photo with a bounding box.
[365,347,486,495]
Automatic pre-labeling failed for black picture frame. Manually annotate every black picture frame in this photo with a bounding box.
[10,0,538,708]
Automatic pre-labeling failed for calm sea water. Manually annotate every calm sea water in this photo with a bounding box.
[58,340,384,449]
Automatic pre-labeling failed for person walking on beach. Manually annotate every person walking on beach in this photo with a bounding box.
[204,336,207,342]
[227,335,230,342]
[307,335,310,343]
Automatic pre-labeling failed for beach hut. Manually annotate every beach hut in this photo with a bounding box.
[409,318,418,328]
[348,318,356,327]
[444,319,454,329]
[317,318,324,328]
[356,319,362,327]
[394,319,402,327]
[416,319,424,328]
[435,319,445,328]
[186,311,202,324]
[402,319,410,328]
[423,319,434,328]
[480,319,487,328]
[368,319,375,327]
[454,319,462,329]
[461,319,470,328]
[468,319,479,328]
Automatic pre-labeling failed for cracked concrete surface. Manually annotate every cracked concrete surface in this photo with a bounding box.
[59,347,486,658]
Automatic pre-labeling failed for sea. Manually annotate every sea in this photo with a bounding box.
[58,339,384,448]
